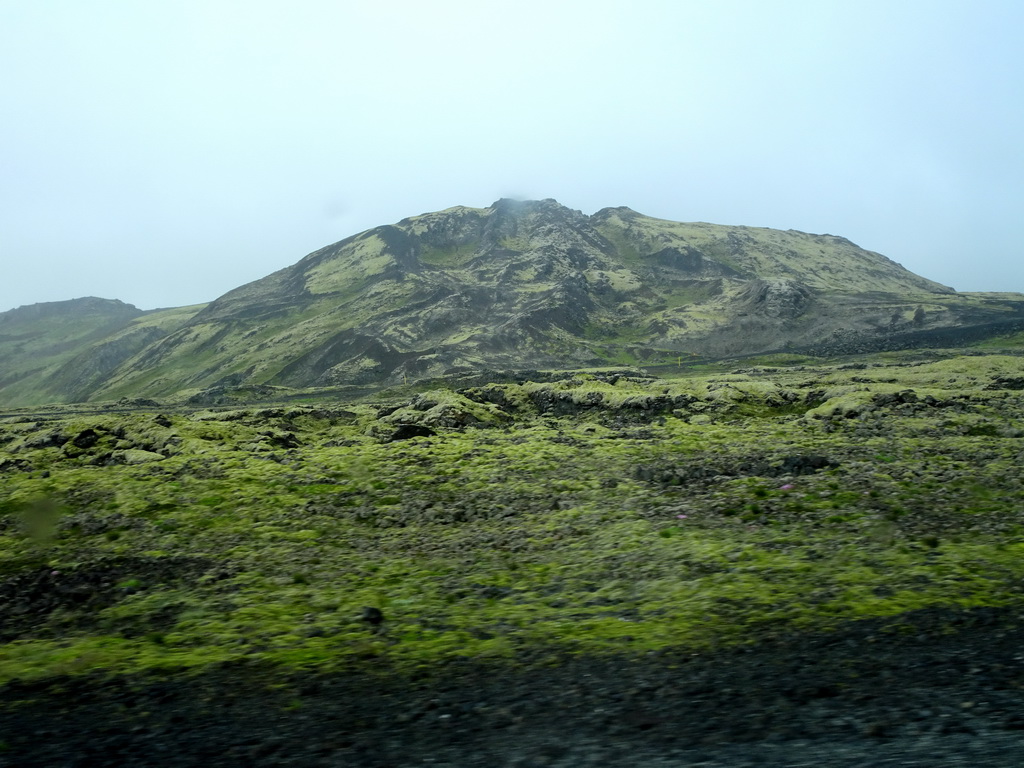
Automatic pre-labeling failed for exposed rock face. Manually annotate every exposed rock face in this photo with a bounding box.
[3,200,1023,406]
[739,279,813,319]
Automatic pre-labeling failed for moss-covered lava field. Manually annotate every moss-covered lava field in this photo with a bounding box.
[3,342,1024,765]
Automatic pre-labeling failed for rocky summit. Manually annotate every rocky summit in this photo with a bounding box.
[3,199,1024,407]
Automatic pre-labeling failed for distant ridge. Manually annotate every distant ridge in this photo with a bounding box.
[0,296,141,322]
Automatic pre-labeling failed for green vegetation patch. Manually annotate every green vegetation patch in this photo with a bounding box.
[2,351,1024,684]
[419,243,479,267]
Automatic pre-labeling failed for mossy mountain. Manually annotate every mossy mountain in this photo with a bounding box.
[4,198,1024,407]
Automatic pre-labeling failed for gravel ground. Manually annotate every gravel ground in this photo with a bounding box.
[2,605,1023,767]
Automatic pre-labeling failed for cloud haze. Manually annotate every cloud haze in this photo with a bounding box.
[2,0,1022,312]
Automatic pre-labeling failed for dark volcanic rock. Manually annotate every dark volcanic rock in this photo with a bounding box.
[117,397,161,407]
[986,376,1024,391]
[0,556,218,642]
[739,278,813,319]
[636,454,838,486]
[17,430,69,450]
[71,428,102,449]
[360,606,384,626]
[387,423,436,442]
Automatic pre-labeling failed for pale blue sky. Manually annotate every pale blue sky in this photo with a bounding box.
[2,0,1022,312]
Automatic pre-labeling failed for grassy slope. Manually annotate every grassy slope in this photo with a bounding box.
[0,304,205,407]
[85,251,425,402]
[1,349,1023,684]
[0,301,140,401]
[593,209,954,294]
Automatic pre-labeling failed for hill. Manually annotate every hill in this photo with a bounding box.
[0,300,204,407]
[3,199,1024,406]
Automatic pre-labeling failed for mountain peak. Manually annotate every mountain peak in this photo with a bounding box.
[488,197,563,210]
[590,205,641,221]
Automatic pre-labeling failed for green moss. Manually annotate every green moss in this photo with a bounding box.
[2,352,1024,683]
[419,242,478,267]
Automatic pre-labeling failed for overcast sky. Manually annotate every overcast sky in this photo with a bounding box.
[2,0,1022,313]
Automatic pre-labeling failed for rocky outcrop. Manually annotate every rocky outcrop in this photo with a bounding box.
[739,279,813,320]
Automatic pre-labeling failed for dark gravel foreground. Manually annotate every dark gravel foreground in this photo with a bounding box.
[2,606,1024,767]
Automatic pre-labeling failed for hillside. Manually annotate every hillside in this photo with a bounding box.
[3,199,1024,407]
[0,298,143,406]
[0,300,205,407]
